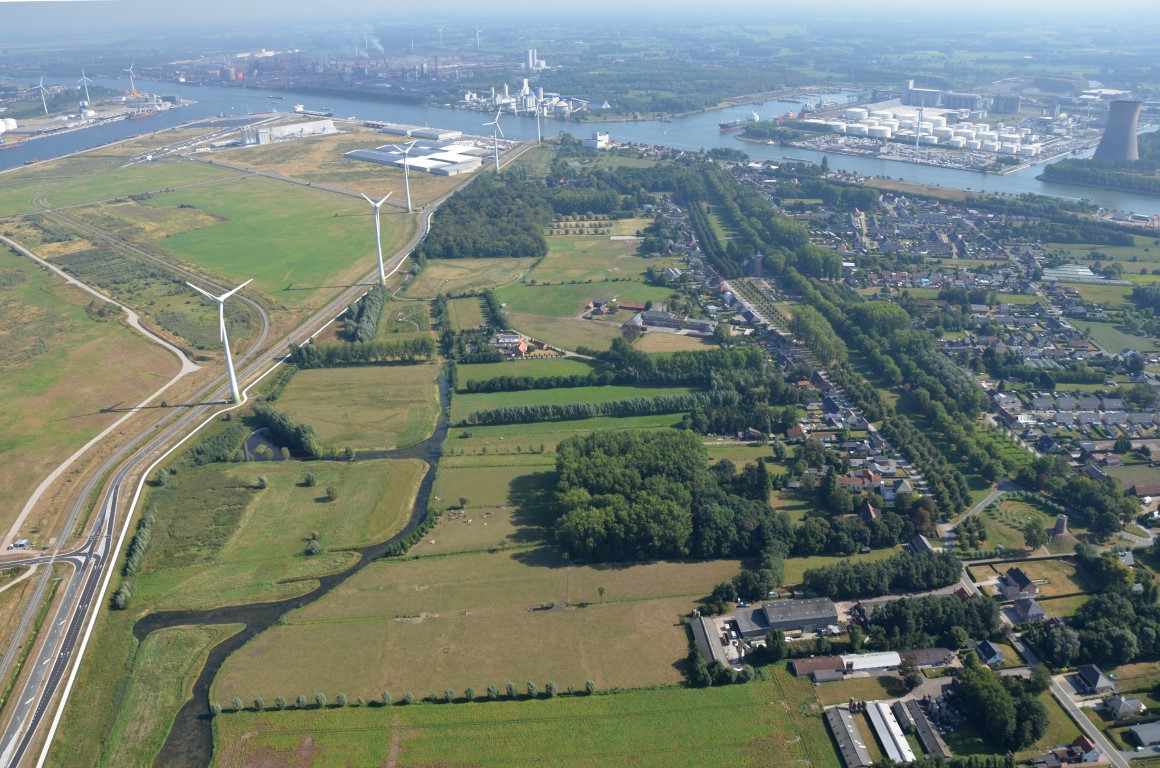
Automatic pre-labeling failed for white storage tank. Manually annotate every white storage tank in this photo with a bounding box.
[1018,145,1036,157]
[845,108,868,121]
[934,126,955,139]
[828,122,847,134]
[868,125,892,138]
[978,130,998,141]
[898,119,917,130]
[881,119,899,130]
[966,140,982,150]
[861,118,879,127]
[919,134,940,145]
[846,124,868,136]
[929,115,947,128]
[1000,143,1018,154]
[998,133,1021,143]
[954,129,976,140]
[870,110,894,120]
[947,137,966,148]
[982,140,1001,151]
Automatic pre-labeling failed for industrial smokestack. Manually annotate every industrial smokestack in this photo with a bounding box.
[1093,100,1142,162]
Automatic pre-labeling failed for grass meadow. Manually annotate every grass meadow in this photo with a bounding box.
[635,332,716,352]
[455,357,597,388]
[528,236,680,284]
[0,248,178,537]
[446,296,486,332]
[212,666,840,768]
[141,175,416,306]
[495,280,673,319]
[276,362,442,450]
[1072,319,1157,354]
[101,624,243,768]
[134,459,425,611]
[505,312,623,351]
[445,413,681,456]
[405,258,534,298]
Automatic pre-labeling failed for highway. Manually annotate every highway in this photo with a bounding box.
[0,140,537,768]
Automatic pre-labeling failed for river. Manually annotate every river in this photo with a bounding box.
[3,74,1159,216]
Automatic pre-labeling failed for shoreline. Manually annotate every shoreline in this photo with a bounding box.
[1033,172,1160,200]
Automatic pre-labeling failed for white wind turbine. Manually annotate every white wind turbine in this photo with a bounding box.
[360,191,394,285]
[187,279,253,404]
[436,27,444,47]
[35,78,49,115]
[483,111,503,171]
[391,141,418,213]
[474,27,482,48]
[124,63,137,95]
[78,69,94,105]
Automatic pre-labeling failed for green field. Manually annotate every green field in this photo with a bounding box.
[1072,320,1157,354]
[496,281,674,319]
[377,298,432,340]
[405,258,534,298]
[456,357,598,388]
[139,175,415,306]
[1107,464,1160,490]
[212,666,840,768]
[133,459,426,611]
[276,362,442,450]
[528,235,679,284]
[446,413,680,457]
[102,624,243,768]
[446,296,486,332]
[1071,282,1135,307]
[451,383,695,424]
[505,311,623,351]
[0,248,179,538]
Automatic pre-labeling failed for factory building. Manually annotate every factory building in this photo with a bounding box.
[345,140,488,175]
[242,119,338,145]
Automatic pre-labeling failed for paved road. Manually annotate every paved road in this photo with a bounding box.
[0,141,538,768]
[937,480,1021,544]
[1009,635,1131,768]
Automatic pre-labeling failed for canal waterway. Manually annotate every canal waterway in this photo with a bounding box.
[3,74,1159,216]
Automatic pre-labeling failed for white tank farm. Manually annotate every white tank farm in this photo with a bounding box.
[1019,144,1041,156]
[898,119,917,130]
[982,141,1001,151]
[919,134,940,145]
[1000,143,1019,154]
[978,131,999,142]
[827,122,847,133]
[998,133,1021,143]
[870,110,894,120]
[867,125,892,138]
[934,127,955,139]
[947,137,966,148]
[845,108,869,121]
[966,140,982,150]
[954,129,976,140]
[929,115,947,128]
[881,120,899,130]
[846,124,869,136]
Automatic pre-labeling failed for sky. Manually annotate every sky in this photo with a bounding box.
[0,0,1158,37]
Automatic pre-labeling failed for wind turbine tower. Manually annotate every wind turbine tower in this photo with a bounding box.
[35,78,49,115]
[436,27,444,47]
[78,68,94,106]
[187,279,253,404]
[361,192,394,285]
[475,27,482,48]
[391,141,418,213]
[483,111,504,171]
[125,64,137,96]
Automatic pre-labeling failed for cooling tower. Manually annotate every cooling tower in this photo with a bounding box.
[1093,100,1142,162]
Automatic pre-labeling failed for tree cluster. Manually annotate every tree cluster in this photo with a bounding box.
[864,593,1002,650]
[251,403,321,458]
[288,337,435,369]
[801,551,962,599]
[955,652,1050,752]
[461,391,738,427]
[341,284,387,342]
[417,173,553,260]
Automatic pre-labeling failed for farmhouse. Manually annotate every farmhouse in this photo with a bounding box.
[790,656,845,679]
[1076,664,1115,695]
[1000,567,1038,600]
[1107,694,1145,720]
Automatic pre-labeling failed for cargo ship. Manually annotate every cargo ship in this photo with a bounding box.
[719,112,760,133]
[293,104,334,118]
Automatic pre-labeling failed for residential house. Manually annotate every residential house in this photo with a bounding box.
[1107,694,1145,720]
[1014,597,1046,623]
[973,639,1005,666]
[1076,664,1116,695]
[1000,567,1038,601]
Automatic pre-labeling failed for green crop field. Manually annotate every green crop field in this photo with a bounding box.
[446,296,486,332]
[213,666,840,768]
[0,248,179,537]
[133,459,425,611]
[528,235,679,284]
[1107,464,1160,490]
[1071,282,1135,307]
[139,175,415,306]
[432,462,555,512]
[495,281,674,319]
[1072,320,1157,354]
[405,258,534,298]
[101,624,243,768]
[450,383,695,424]
[446,413,681,457]
[505,311,622,351]
[635,332,716,352]
[276,362,442,450]
[456,357,598,387]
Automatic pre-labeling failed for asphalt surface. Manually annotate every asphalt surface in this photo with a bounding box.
[0,140,537,768]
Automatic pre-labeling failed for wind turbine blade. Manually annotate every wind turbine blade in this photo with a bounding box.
[378,192,392,205]
[219,278,253,301]
[219,304,227,343]
[495,122,505,138]
[186,281,219,302]
[360,192,375,205]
